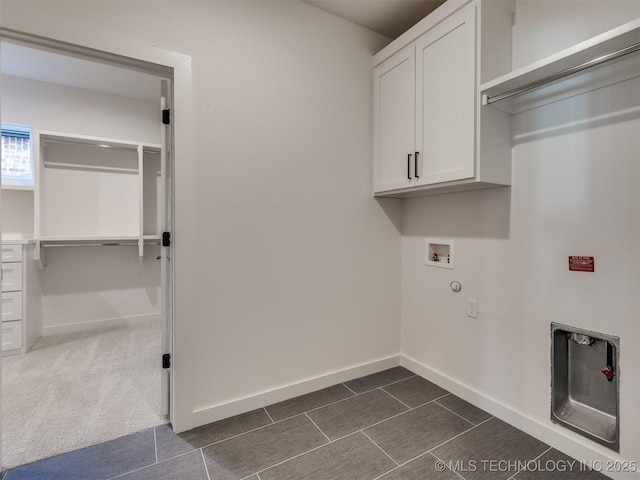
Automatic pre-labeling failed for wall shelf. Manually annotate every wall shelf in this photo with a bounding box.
[481,17,640,113]
[33,130,164,267]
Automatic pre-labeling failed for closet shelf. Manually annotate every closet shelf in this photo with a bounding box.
[39,235,139,242]
[39,131,161,152]
[481,17,640,113]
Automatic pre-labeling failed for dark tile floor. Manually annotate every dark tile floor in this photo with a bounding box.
[3,367,608,480]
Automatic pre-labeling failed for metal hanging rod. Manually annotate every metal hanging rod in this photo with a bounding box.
[42,161,139,173]
[487,41,640,105]
[41,240,161,248]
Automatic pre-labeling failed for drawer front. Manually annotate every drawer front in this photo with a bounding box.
[2,292,23,321]
[2,244,23,263]
[2,320,23,352]
[1,262,23,292]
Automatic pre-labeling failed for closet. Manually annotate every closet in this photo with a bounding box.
[1,41,171,467]
[36,132,163,260]
[1,43,168,350]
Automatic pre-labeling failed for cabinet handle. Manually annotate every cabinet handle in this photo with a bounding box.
[407,154,412,179]
[415,152,419,179]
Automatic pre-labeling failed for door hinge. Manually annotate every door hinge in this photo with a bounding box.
[162,353,171,369]
[162,231,171,247]
[162,109,171,125]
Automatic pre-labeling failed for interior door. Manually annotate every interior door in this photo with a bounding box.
[160,79,173,417]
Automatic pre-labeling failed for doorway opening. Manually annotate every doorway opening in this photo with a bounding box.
[0,35,175,469]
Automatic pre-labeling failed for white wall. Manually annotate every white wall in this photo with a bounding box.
[41,246,161,334]
[1,75,162,332]
[0,0,402,426]
[1,189,33,237]
[402,0,640,471]
[1,75,159,144]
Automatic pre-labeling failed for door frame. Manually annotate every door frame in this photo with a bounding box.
[0,20,195,469]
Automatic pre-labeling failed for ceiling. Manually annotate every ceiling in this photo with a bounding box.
[303,0,445,39]
[1,42,160,101]
[1,0,444,101]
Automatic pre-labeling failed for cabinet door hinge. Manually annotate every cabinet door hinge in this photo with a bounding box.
[162,109,171,125]
[162,231,171,247]
[162,353,171,369]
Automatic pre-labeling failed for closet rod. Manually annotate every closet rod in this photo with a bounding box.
[41,241,161,248]
[42,161,139,173]
[486,41,640,105]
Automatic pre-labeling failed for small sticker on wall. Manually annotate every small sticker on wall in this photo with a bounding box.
[569,256,594,272]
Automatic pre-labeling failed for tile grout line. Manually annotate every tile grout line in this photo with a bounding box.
[507,446,552,480]
[251,432,364,478]
[371,450,434,480]
[153,427,159,464]
[381,389,413,410]
[377,387,414,409]
[201,449,212,480]
[305,413,332,443]
[331,408,412,444]
[350,374,418,396]
[431,451,467,480]
[193,413,309,452]
[105,449,199,480]
[263,407,275,424]
[284,390,369,420]
[342,382,358,395]
[274,384,405,423]
[426,416,494,455]
[433,400,477,427]
[361,430,399,467]
[409,392,452,411]
[168,395,357,462]
[269,373,420,424]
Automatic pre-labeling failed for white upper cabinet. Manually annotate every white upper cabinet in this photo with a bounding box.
[415,6,475,185]
[373,0,514,198]
[373,45,416,191]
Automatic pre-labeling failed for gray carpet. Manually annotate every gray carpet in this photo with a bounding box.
[2,321,166,469]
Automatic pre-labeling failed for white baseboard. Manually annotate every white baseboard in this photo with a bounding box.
[192,355,402,427]
[41,313,161,337]
[401,355,640,480]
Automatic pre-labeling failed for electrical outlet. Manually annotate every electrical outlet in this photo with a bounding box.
[466,299,478,319]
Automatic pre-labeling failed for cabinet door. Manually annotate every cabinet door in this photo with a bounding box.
[373,45,416,193]
[415,5,476,185]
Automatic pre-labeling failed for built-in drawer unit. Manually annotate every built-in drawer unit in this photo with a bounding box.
[1,241,42,355]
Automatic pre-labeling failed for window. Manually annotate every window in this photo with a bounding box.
[2,123,34,188]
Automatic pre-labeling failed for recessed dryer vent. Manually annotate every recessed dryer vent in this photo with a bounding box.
[551,323,619,452]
